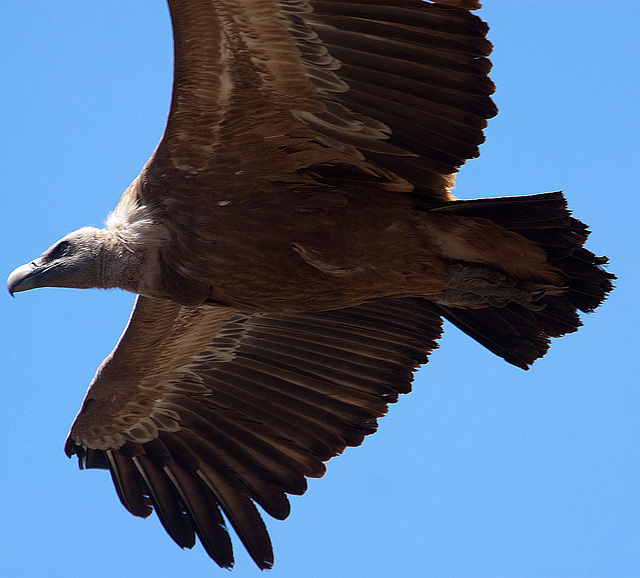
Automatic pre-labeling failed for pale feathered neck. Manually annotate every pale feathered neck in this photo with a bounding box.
[105,185,164,251]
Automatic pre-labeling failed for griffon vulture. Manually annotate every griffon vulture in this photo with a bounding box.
[8,0,613,570]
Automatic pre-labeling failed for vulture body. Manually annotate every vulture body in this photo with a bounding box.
[8,0,613,570]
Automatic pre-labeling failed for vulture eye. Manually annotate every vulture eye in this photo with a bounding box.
[48,240,72,260]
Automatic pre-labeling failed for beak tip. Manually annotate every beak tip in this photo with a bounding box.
[7,262,38,296]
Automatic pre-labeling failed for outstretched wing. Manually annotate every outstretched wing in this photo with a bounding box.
[65,295,443,568]
[142,0,496,204]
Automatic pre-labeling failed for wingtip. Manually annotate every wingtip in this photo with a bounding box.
[435,0,483,10]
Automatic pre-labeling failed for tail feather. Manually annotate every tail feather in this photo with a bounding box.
[432,192,614,369]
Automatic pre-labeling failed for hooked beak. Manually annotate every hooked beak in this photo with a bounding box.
[7,258,50,295]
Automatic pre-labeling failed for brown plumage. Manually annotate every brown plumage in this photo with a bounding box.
[7,0,613,570]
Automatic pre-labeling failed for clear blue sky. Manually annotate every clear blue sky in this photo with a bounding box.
[2,2,638,577]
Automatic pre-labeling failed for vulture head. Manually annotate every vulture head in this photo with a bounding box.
[7,226,146,296]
